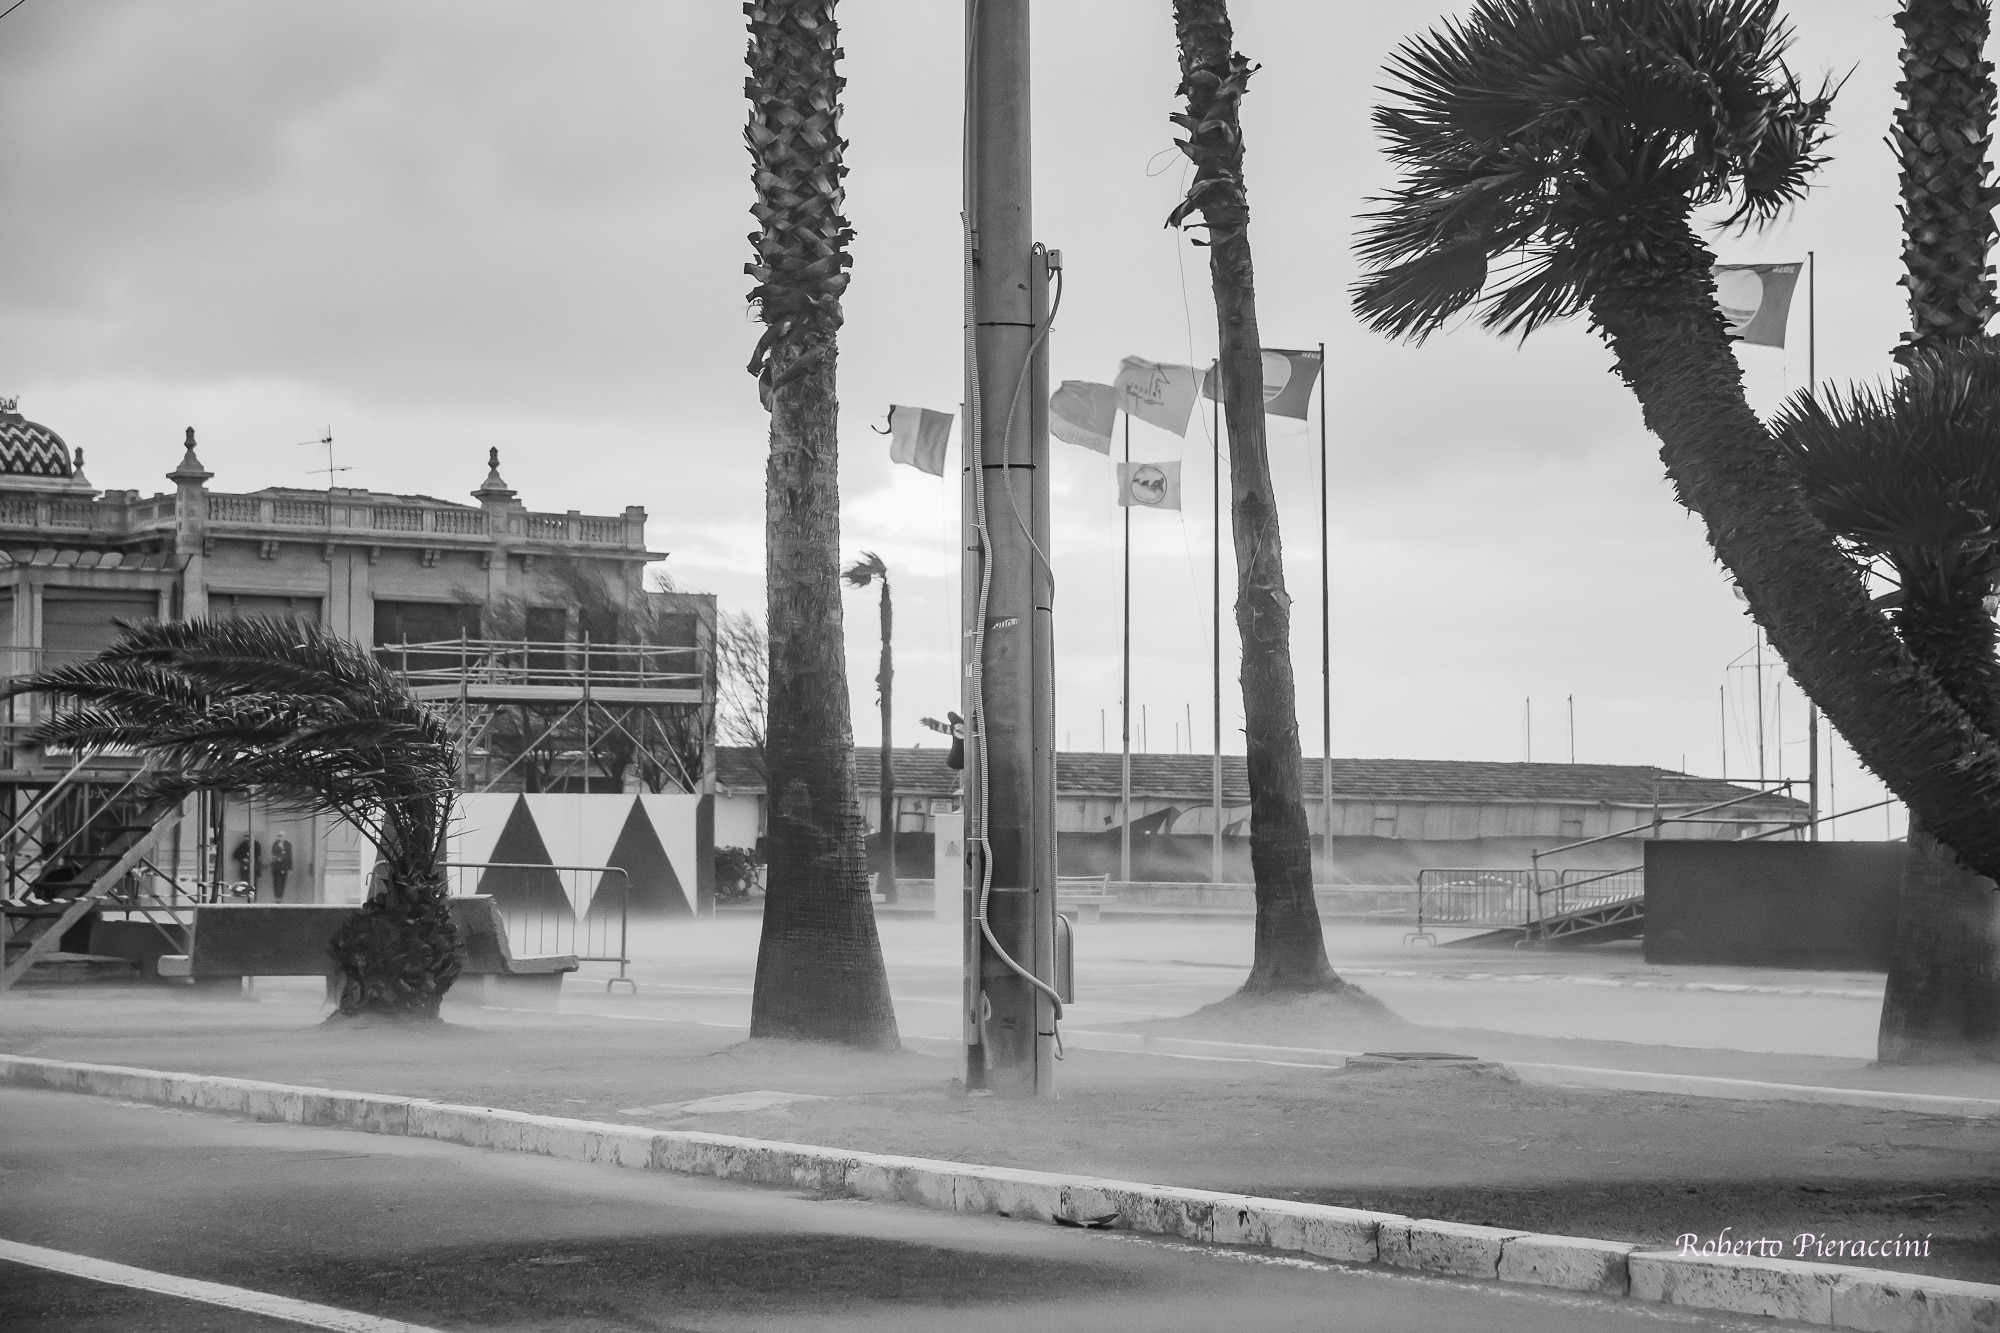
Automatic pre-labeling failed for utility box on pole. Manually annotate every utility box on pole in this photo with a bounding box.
[962,0,1058,1098]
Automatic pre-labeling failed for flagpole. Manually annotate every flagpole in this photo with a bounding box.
[1807,248,1820,839]
[1318,341,1331,884]
[1212,381,1223,886]
[1121,411,1132,887]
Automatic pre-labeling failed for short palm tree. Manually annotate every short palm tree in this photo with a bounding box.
[743,0,899,1050]
[1777,349,2000,731]
[4,617,462,1017]
[1353,0,2000,886]
[842,551,897,904]
[1169,0,1351,993]
[1777,348,2000,1061]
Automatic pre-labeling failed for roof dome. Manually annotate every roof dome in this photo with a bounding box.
[0,398,74,478]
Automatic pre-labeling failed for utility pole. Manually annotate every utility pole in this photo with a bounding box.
[962,0,1058,1099]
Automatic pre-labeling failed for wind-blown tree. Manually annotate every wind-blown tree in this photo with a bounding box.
[1777,350,2000,1060]
[714,609,770,758]
[1353,0,2000,895]
[842,551,897,903]
[1167,0,1353,993]
[4,618,462,1017]
[743,0,899,1050]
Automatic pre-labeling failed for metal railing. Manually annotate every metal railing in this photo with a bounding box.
[442,861,633,992]
[1410,869,1536,934]
[380,636,706,693]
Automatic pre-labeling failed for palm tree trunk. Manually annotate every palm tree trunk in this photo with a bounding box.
[1894,0,1999,364]
[1879,0,2000,1063]
[1173,0,1345,993]
[328,863,462,1018]
[744,0,898,1050]
[750,348,900,1049]
[1589,249,2000,897]
[878,579,896,903]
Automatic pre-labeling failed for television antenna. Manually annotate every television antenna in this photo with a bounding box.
[294,428,346,629]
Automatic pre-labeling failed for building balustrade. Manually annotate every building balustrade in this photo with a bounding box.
[0,487,646,550]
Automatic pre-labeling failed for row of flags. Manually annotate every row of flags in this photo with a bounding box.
[879,348,1325,509]
[877,263,1794,498]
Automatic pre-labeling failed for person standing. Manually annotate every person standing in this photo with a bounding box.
[269,832,295,902]
[231,835,262,891]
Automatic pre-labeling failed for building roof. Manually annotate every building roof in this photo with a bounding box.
[0,402,74,479]
[714,746,1805,812]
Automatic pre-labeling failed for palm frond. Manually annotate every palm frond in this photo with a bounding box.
[1353,0,1834,341]
[1774,343,2000,602]
[8,616,458,867]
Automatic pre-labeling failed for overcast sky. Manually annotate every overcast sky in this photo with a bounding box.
[0,1,1942,835]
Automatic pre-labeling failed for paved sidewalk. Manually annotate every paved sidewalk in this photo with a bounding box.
[3,983,1995,1287]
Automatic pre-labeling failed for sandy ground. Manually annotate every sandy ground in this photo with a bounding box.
[2,982,1995,1286]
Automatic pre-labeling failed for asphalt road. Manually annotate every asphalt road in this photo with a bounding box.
[0,1087,1795,1332]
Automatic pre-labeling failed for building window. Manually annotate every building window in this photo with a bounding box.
[1560,817,1584,839]
[1372,813,1398,839]
[373,599,480,647]
[41,589,161,668]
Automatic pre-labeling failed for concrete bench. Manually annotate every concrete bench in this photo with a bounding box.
[1056,876,1117,923]
[158,897,577,1009]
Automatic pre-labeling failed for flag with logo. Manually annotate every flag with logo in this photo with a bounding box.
[1117,460,1182,511]
[1112,357,1201,436]
[1049,380,1117,453]
[1200,348,1324,420]
[887,405,952,476]
[1711,263,1802,347]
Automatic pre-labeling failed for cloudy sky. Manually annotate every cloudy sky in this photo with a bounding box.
[0,1,1941,835]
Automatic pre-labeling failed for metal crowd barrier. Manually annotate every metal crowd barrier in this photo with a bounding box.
[443,861,634,993]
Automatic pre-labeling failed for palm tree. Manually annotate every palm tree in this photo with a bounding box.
[1893,0,1998,365]
[1167,0,1350,992]
[1776,0,2000,1065]
[1353,0,2000,892]
[1777,348,2000,1060]
[842,551,897,904]
[4,618,462,1017]
[743,0,899,1050]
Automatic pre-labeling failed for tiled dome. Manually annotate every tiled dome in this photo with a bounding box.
[0,399,73,478]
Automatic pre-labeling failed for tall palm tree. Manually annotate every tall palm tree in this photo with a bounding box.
[4,618,462,1017]
[842,551,896,904]
[1784,0,2000,1065]
[1777,349,2000,1060]
[1168,0,1349,992]
[1353,0,2000,892]
[1893,0,1998,365]
[743,0,899,1050]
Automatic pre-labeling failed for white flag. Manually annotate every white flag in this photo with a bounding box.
[888,405,952,476]
[1049,380,1117,453]
[1117,460,1181,511]
[1112,356,1200,437]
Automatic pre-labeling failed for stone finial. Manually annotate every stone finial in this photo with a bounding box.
[472,446,517,505]
[168,426,213,485]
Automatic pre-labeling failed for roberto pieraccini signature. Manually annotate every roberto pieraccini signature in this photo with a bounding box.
[1676,1229,1934,1261]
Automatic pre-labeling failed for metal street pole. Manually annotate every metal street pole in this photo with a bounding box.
[1211,389,1222,886]
[1317,340,1331,884]
[962,0,1057,1098]
[1121,413,1132,887]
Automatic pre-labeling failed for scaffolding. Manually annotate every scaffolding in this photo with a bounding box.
[378,635,712,795]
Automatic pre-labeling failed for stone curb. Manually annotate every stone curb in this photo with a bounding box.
[2,1054,1992,1331]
